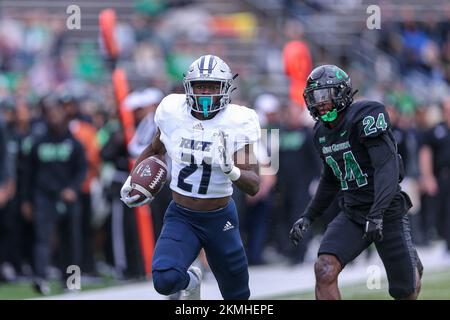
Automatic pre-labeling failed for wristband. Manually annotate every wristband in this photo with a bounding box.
[226,166,241,181]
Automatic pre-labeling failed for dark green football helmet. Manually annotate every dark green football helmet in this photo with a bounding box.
[303,65,356,122]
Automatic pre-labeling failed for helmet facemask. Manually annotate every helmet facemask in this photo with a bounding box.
[304,84,353,123]
[184,79,232,117]
[303,65,356,123]
[183,55,235,118]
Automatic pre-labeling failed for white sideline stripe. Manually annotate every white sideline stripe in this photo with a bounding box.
[38,242,450,300]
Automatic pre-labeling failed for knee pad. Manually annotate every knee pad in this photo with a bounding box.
[152,268,188,296]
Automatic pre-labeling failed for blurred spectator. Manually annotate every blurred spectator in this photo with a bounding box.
[23,95,87,294]
[419,96,450,259]
[0,99,17,282]
[60,93,101,277]
[5,98,35,278]
[100,118,145,280]
[282,20,312,107]
[387,103,424,246]
[276,103,320,264]
[243,93,280,265]
[126,88,164,158]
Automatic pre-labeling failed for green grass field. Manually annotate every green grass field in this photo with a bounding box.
[0,277,119,300]
[269,268,450,300]
[1,268,449,300]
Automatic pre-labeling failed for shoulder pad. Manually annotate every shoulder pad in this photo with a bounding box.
[225,106,261,151]
[154,94,183,128]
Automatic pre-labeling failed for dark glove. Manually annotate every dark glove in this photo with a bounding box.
[363,217,383,242]
[289,217,311,246]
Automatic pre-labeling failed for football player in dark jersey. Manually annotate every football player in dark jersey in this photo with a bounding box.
[289,65,423,300]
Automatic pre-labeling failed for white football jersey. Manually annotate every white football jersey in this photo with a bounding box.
[154,94,261,198]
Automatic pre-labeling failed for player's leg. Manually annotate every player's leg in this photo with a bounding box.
[152,202,202,296]
[202,199,250,300]
[314,254,342,299]
[375,213,422,300]
[414,248,423,296]
[58,201,82,288]
[316,212,370,299]
[32,194,58,294]
[440,175,450,257]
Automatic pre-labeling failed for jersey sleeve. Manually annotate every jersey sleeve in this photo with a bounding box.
[365,133,400,219]
[153,97,165,129]
[154,95,170,146]
[233,108,261,152]
[355,101,391,141]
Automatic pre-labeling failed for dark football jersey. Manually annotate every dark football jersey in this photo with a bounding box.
[423,122,450,176]
[313,100,402,223]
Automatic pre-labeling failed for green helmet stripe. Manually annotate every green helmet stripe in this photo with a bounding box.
[335,68,348,80]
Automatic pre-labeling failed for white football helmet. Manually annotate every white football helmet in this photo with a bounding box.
[183,55,236,116]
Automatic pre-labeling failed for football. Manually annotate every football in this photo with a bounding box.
[129,155,168,204]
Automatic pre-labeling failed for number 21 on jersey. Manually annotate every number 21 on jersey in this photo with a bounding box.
[177,153,212,195]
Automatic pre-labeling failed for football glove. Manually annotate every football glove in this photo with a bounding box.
[120,176,151,208]
[289,217,311,246]
[217,130,234,174]
[363,217,383,242]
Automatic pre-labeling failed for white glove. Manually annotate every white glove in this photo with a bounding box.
[217,131,234,174]
[120,176,151,208]
[216,131,241,181]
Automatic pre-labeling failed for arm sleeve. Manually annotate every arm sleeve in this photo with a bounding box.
[354,101,400,218]
[302,160,340,221]
[154,98,170,147]
[364,132,399,219]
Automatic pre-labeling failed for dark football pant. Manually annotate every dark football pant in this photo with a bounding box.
[152,199,250,300]
[319,210,421,299]
[33,192,82,282]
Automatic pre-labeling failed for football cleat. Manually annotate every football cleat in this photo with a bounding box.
[180,266,202,300]
[33,279,51,296]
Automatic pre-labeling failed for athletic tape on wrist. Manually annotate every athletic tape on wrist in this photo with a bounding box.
[227,166,241,181]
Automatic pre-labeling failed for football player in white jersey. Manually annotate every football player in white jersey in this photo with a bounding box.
[120,55,261,300]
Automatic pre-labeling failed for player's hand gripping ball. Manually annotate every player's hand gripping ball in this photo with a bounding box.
[126,155,168,207]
